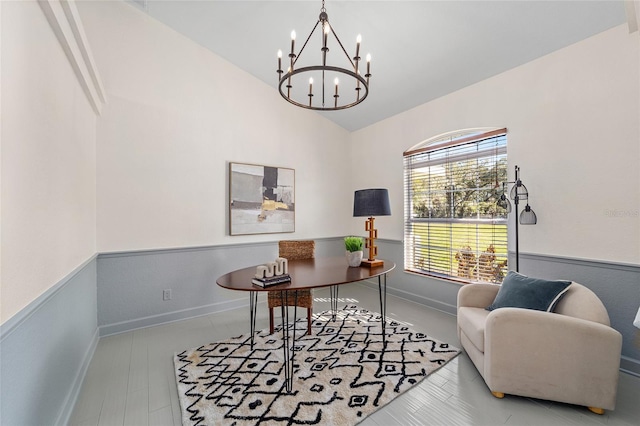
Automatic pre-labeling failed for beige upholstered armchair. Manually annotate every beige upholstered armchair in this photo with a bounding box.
[457,281,622,414]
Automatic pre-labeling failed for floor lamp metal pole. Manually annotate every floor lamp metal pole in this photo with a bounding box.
[514,193,520,272]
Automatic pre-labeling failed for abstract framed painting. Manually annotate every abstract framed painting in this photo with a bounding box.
[229,162,295,235]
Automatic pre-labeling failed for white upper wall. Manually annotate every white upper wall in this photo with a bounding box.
[77,1,353,252]
[350,24,640,265]
[2,1,638,325]
[1,0,98,323]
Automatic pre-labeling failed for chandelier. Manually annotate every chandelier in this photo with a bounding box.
[276,0,371,110]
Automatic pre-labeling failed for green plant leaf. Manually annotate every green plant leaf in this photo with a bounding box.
[344,236,364,252]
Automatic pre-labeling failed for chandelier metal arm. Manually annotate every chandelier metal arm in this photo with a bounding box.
[322,68,327,106]
[293,20,321,69]
[328,25,357,70]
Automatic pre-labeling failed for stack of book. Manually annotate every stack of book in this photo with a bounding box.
[252,274,291,287]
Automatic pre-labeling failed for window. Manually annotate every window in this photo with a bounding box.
[403,128,508,284]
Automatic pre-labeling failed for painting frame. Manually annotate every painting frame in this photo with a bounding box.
[229,162,295,236]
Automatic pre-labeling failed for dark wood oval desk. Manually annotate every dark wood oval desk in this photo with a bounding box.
[217,256,394,291]
[216,256,395,392]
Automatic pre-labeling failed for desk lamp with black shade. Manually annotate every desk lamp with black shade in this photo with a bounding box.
[353,188,391,268]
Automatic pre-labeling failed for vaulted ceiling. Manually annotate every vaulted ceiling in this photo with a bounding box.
[128,1,627,131]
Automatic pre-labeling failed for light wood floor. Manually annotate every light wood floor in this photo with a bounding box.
[70,283,640,425]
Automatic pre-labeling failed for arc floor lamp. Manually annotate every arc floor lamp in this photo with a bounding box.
[497,165,537,272]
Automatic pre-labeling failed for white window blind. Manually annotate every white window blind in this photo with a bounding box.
[403,129,508,284]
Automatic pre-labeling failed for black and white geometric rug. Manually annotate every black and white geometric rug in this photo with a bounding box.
[174,305,459,425]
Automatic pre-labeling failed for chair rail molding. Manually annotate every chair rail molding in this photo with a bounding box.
[38,0,106,114]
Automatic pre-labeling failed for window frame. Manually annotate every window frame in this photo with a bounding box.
[403,128,508,285]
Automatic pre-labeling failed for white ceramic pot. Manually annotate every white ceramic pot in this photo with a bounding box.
[346,250,363,267]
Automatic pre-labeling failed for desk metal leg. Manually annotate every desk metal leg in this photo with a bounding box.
[378,273,387,346]
[280,290,299,393]
[330,285,339,320]
[249,291,257,350]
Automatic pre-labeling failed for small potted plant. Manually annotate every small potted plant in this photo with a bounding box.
[344,236,364,267]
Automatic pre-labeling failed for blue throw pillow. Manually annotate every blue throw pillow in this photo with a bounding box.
[486,271,572,312]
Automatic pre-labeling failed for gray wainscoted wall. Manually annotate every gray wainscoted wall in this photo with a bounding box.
[1,237,635,425]
[96,238,640,376]
[518,252,640,375]
[97,239,346,336]
[0,257,98,426]
[372,239,640,376]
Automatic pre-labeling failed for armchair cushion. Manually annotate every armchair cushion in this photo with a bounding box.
[486,271,571,312]
[457,307,490,352]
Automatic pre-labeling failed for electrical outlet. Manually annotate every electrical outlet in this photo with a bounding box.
[163,289,172,301]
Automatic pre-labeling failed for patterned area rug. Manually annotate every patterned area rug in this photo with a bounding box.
[174,305,459,425]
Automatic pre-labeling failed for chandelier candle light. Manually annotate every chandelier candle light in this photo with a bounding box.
[277,0,371,110]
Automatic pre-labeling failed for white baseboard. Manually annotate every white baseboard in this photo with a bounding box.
[99,296,266,336]
[57,327,100,425]
[620,355,640,377]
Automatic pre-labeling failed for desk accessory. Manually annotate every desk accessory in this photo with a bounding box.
[252,274,292,287]
[253,257,290,287]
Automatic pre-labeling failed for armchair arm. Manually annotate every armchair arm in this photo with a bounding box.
[457,283,500,310]
[484,307,622,410]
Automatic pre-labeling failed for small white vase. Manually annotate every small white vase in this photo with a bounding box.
[346,250,363,267]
